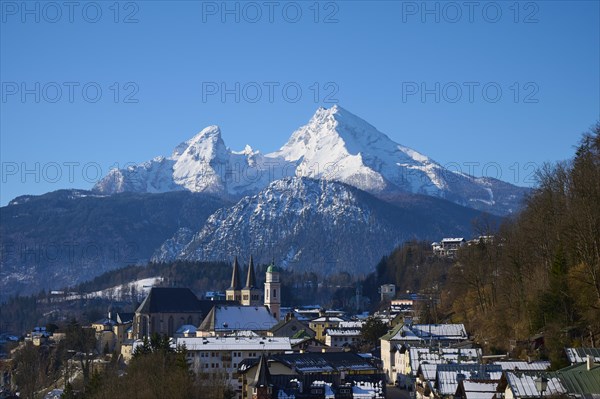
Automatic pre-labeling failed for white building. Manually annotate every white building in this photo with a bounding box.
[432,238,466,257]
[380,323,470,383]
[176,336,292,396]
[324,320,364,348]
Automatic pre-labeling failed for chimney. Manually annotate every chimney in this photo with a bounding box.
[587,355,594,371]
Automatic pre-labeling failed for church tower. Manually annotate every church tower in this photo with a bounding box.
[226,257,242,302]
[264,261,281,320]
[241,255,262,306]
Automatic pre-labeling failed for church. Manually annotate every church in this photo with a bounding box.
[226,256,281,321]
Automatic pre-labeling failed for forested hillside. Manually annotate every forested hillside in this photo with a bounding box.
[365,125,599,368]
[443,125,600,367]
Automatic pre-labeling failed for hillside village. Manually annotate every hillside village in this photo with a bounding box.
[1,242,599,399]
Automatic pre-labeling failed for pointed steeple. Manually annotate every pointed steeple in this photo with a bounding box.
[230,257,242,290]
[251,354,272,388]
[245,255,256,289]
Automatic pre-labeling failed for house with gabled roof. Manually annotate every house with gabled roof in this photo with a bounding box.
[267,313,315,339]
[380,322,471,383]
[238,352,384,399]
[197,305,278,337]
[454,379,499,399]
[434,364,502,398]
[500,371,566,399]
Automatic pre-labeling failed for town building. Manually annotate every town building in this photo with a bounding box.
[226,257,243,302]
[432,364,502,398]
[132,287,231,339]
[268,313,315,339]
[91,311,133,354]
[324,321,365,349]
[309,314,345,342]
[552,358,600,397]
[432,237,466,257]
[264,263,281,321]
[565,347,600,364]
[237,352,385,399]
[227,256,263,306]
[500,371,566,399]
[380,322,470,382]
[401,347,481,390]
[175,336,292,399]
[380,284,396,301]
[197,305,278,337]
[454,379,499,399]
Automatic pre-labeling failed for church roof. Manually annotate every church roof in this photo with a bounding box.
[252,354,272,388]
[136,287,202,314]
[229,257,242,290]
[244,255,257,289]
[198,305,277,332]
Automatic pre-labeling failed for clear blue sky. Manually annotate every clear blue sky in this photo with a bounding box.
[1,1,599,205]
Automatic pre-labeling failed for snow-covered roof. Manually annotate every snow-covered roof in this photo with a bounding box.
[310,316,345,323]
[325,329,361,337]
[353,381,385,399]
[338,321,364,329]
[411,347,481,375]
[199,305,277,332]
[505,372,566,398]
[459,380,499,399]
[410,324,468,340]
[441,238,465,243]
[175,324,197,334]
[225,330,259,337]
[565,347,600,364]
[390,325,421,341]
[493,361,551,371]
[419,363,438,381]
[390,323,468,342]
[176,336,291,352]
[436,364,502,395]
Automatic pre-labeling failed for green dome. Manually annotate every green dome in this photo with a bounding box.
[266,264,280,273]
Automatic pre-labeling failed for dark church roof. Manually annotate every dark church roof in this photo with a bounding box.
[136,287,203,314]
[230,257,242,290]
[244,255,257,289]
[252,354,272,388]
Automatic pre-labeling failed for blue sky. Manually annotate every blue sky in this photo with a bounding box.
[1,1,599,205]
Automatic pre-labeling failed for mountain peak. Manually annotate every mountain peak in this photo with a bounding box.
[93,106,527,215]
[172,125,222,158]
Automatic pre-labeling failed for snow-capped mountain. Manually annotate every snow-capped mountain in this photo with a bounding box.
[152,177,493,274]
[94,125,293,198]
[270,106,527,215]
[94,106,528,215]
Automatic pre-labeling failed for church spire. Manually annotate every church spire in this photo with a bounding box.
[245,255,256,289]
[230,256,242,290]
[252,354,272,388]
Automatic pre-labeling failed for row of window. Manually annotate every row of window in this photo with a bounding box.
[194,351,259,358]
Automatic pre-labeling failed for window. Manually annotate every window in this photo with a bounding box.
[273,289,277,298]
